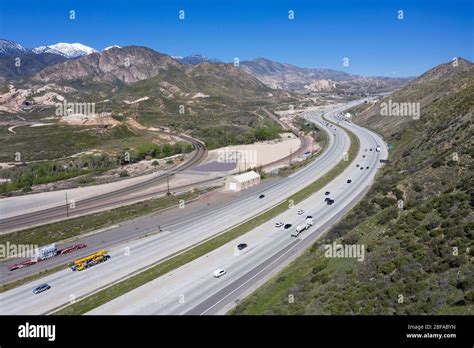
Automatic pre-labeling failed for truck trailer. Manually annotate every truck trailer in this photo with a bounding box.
[69,249,110,271]
[291,217,314,237]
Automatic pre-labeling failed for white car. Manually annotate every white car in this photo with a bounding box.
[275,222,284,228]
[297,209,304,215]
[213,269,226,278]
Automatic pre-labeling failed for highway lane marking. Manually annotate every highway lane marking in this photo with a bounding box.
[186,238,301,315]
[186,118,383,315]
[0,103,366,312]
[1,111,339,232]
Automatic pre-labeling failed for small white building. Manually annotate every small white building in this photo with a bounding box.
[225,170,261,192]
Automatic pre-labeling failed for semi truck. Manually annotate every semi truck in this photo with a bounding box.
[68,249,110,271]
[291,217,314,237]
[8,243,87,271]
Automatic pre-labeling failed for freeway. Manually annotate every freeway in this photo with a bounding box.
[0,100,363,315]
[0,178,278,283]
[87,106,388,315]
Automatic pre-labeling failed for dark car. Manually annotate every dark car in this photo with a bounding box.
[327,199,335,205]
[369,148,373,151]
[33,283,51,294]
[356,164,360,167]
[237,243,248,250]
[325,197,331,202]
[284,223,292,229]
[259,194,265,199]
[347,179,352,183]
[325,191,330,195]
[360,167,364,170]
[366,166,369,169]
[362,155,366,158]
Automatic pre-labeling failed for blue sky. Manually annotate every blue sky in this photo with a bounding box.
[1,0,472,77]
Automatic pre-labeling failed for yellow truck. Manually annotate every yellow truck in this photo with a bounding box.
[68,249,110,271]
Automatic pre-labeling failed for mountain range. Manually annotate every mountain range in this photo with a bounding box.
[0,39,97,58]
[0,39,410,94]
[240,58,411,92]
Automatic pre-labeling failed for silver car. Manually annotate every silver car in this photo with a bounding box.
[32,283,51,294]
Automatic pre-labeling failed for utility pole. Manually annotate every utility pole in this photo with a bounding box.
[65,191,69,218]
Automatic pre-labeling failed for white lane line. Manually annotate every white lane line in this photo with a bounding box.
[197,113,383,315]
[198,239,302,315]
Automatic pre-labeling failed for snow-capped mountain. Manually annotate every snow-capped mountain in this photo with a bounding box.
[103,45,122,51]
[32,43,97,58]
[0,39,28,56]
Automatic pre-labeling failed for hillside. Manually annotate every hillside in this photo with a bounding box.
[0,53,67,82]
[29,45,290,147]
[0,44,296,164]
[109,61,291,148]
[32,46,183,85]
[0,39,71,82]
[232,58,474,315]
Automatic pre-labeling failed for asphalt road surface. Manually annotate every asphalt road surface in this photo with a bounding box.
[88,105,387,315]
[0,100,371,315]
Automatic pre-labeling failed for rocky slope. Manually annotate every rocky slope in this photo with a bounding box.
[33,46,183,84]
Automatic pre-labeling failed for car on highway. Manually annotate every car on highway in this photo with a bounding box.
[356,164,360,167]
[237,243,247,250]
[362,155,366,158]
[366,166,369,169]
[284,223,292,229]
[327,199,335,205]
[360,167,364,170]
[347,179,352,183]
[213,269,227,278]
[259,194,265,199]
[297,209,304,215]
[325,197,331,202]
[325,191,330,195]
[275,222,284,228]
[32,283,51,294]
